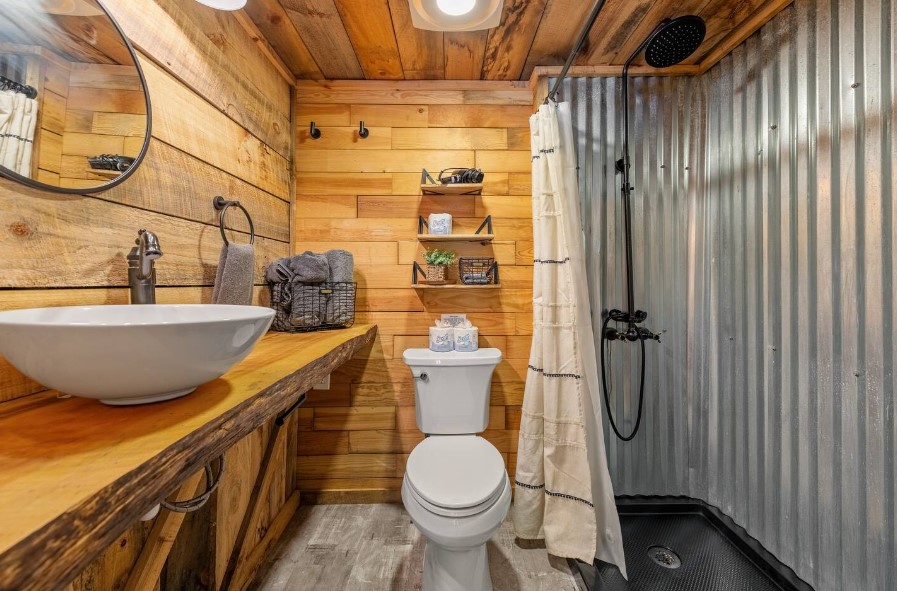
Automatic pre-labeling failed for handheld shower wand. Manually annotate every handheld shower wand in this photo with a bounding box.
[601,15,706,441]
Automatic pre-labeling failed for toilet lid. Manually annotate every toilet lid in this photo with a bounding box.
[405,435,506,510]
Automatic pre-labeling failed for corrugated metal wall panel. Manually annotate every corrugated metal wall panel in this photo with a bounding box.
[562,1,895,590]
[561,75,703,497]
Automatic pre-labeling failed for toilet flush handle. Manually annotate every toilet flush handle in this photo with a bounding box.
[413,371,429,382]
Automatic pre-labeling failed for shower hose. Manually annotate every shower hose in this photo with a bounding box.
[600,315,646,441]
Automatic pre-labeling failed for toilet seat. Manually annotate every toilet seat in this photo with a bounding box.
[405,435,506,518]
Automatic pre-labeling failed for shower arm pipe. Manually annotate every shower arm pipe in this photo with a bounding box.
[544,0,610,104]
[618,27,663,326]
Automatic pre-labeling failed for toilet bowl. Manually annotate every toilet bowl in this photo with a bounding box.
[402,435,511,591]
[401,348,507,591]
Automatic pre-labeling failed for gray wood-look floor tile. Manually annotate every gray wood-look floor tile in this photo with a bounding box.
[250,503,579,591]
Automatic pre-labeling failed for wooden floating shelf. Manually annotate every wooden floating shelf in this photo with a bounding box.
[85,169,122,179]
[420,183,483,195]
[417,233,494,243]
[412,283,501,289]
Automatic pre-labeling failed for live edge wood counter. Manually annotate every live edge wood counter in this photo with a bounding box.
[0,325,377,591]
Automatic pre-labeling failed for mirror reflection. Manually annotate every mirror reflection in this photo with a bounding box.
[0,0,150,192]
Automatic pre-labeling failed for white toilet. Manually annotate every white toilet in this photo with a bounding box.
[401,348,510,591]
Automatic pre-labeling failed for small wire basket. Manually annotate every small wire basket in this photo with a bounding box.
[87,154,135,172]
[269,281,356,333]
[459,257,496,285]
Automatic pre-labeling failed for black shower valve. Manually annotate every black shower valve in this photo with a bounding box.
[638,327,662,342]
[607,309,648,324]
[605,326,661,343]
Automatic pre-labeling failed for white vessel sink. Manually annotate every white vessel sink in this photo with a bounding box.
[0,304,274,405]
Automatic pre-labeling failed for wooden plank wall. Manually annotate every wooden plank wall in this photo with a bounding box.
[293,80,534,502]
[0,1,298,589]
[60,63,148,189]
[0,0,292,406]
[30,48,71,185]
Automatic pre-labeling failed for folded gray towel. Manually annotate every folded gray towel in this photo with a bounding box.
[289,281,325,328]
[212,243,255,305]
[265,257,294,283]
[289,251,329,283]
[325,249,354,283]
[324,283,355,325]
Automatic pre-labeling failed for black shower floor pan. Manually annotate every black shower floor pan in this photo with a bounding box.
[570,496,814,591]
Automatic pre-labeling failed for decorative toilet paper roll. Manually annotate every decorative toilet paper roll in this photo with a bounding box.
[429,327,454,352]
[428,213,452,235]
[453,327,479,352]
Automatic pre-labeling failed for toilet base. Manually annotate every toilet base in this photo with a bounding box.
[423,541,492,591]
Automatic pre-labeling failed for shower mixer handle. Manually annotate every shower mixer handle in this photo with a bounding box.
[604,326,661,343]
[607,309,647,324]
[604,310,660,343]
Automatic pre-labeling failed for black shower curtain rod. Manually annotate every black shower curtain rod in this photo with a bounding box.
[544,0,609,104]
[0,75,37,99]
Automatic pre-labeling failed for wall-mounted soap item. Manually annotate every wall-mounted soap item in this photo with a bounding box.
[358,121,369,139]
[309,121,322,139]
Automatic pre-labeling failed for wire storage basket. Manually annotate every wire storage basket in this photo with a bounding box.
[459,257,496,285]
[269,281,356,333]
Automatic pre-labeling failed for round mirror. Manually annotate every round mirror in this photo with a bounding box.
[0,0,150,193]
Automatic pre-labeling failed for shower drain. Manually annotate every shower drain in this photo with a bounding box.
[647,545,682,569]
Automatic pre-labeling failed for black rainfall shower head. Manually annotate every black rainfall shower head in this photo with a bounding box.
[643,15,706,68]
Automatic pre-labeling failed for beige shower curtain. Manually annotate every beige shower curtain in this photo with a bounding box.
[0,89,38,176]
[512,102,626,577]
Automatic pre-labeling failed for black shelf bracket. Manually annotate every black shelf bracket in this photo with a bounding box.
[476,215,493,235]
[412,261,426,285]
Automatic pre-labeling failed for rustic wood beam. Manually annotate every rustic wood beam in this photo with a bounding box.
[123,470,206,591]
[697,0,794,74]
[219,395,305,590]
[229,492,301,591]
[231,9,297,87]
[0,326,377,591]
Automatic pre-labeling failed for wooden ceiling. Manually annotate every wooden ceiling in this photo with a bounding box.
[244,0,792,81]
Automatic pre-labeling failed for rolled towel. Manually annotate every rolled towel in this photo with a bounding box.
[462,273,489,285]
[212,243,255,306]
[289,281,325,328]
[323,282,356,326]
[289,251,329,283]
[265,257,294,283]
[325,249,354,283]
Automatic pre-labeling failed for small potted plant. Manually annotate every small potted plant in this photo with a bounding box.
[424,248,456,284]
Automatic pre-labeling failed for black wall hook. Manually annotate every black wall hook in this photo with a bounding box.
[358,121,369,139]
[309,121,321,139]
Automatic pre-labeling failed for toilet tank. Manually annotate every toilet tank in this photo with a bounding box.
[402,348,502,435]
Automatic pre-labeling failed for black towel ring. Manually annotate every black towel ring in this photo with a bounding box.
[213,196,255,245]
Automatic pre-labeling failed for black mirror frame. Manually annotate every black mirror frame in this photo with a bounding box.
[0,0,152,195]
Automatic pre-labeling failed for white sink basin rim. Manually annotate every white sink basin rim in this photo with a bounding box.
[0,304,274,405]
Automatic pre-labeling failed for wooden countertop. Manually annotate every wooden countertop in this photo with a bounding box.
[0,325,377,591]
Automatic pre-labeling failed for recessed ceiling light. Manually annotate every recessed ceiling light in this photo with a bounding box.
[436,0,475,16]
[193,0,247,10]
[409,0,502,31]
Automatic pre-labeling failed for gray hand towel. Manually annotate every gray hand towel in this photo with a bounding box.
[265,257,294,283]
[289,281,325,328]
[289,251,330,283]
[324,282,355,325]
[325,249,354,283]
[212,243,255,305]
